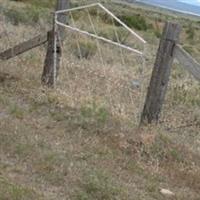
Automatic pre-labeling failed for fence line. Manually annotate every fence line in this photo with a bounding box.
[0,33,48,60]
[56,3,147,44]
[140,22,181,124]
[174,44,200,81]
[56,21,144,55]
[0,1,200,125]
[140,22,200,125]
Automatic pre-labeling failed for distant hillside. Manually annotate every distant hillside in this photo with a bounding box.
[131,0,200,16]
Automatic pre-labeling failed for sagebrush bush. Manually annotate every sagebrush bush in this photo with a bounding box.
[170,84,200,106]
[117,15,149,31]
[4,6,41,25]
[183,45,194,54]
[88,8,149,31]
[186,24,195,41]
[10,0,55,8]
[72,39,97,59]
[99,26,128,44]
[153,29,162,38]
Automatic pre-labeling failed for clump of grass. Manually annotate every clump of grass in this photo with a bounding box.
[0,94,10,106]
[0,132,38,161]
[9,103,25,119]
[117,14,149,31]
[0,177,42,200]
[33,152,68,186]
[75,169,128,200]
[4,5,48,25]
[11,0,55,8]
[85,8,149,31]
[14,143,35,159]
[72,39,97,59]
[139,133,187,165]
[99,26,129,44]
[153,29,162,38]
[186,24,195,41]
[155,135,185,163]
[183,45,195,54]
[170,84,200,107]
[80,103,109,124]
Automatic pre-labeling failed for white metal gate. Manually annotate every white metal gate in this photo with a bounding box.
[53,3,147,124]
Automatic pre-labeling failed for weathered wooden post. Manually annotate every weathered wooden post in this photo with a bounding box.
[140,22,181,124]
[41,0,70,87]
[56,0,70,41]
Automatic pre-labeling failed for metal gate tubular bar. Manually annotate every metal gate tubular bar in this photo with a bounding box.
[55,20,144,56]
[55,3,146,44]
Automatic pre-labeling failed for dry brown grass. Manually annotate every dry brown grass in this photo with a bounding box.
[0,0,200,199]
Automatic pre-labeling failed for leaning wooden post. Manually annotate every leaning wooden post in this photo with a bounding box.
[41,0,70,87]
[140,22,181,124]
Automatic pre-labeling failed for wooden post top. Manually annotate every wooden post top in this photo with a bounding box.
[162,22,181,42]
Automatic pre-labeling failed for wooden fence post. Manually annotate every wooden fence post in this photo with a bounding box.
[140,22,181,124]
[56,0,70,42]
[41,0,69,87]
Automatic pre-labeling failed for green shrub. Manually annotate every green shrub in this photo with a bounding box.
[153,29,162,38]
[9,103,25,119]
[117,15,148,31]
[10,0,55,8]
[99,26,129,44]
[170,84,200,107]
[183,45,194,54]
[75,170,128,200]
[143,134,186,164]
[81,103,109,124]
[72,39,97,59]
[88,9,148,31]
[4,6,41,25]
[0,178,41,200]
[4,9,27,25]
[112,28,129,44]
[186,24,195,40]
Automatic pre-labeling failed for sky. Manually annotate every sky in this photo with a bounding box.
[179,0,200,6]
